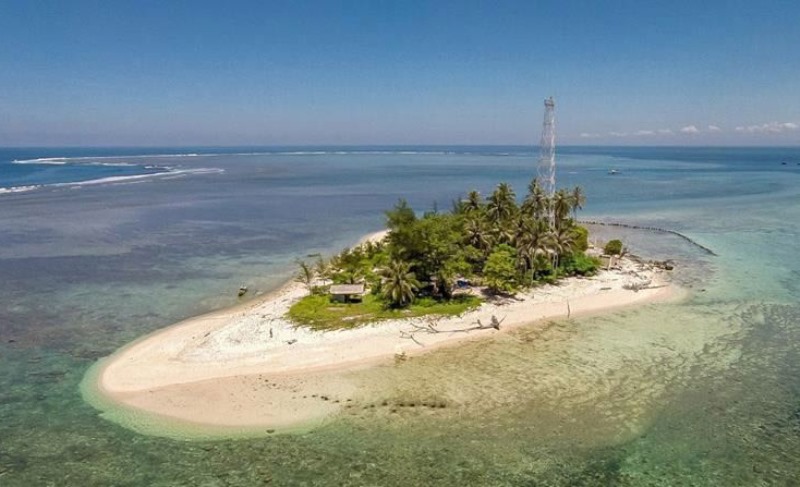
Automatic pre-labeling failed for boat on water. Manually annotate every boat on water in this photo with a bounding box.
[608,169,621,175]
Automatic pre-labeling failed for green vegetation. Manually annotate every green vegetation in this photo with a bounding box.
[483,244,519,294]
[294,259,314,290]
[288,293,481,331]
[603,239,624,256]
[573,225,589,252]
[559,252,601,276]
[380,260,420,308]
[289,177,602,330]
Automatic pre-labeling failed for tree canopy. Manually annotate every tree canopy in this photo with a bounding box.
[300,178,599,311]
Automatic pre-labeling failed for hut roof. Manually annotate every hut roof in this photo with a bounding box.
[329,284,366,295]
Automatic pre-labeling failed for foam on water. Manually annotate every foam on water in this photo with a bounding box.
[0,184,41,194]
[0,164,225,196]
[51,167,224,187]
[1,146,799,485]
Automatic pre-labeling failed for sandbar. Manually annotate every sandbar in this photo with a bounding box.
[84,230,679,437]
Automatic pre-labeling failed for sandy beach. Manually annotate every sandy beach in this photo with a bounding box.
[87,231,679,435]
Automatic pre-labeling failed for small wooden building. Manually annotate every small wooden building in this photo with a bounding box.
[598,254,620,269]
[329,283,366,303]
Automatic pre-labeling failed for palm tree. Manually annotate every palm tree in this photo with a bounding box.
[551,189,573,230]
[516,217,550,281]
[570,186,586,218]
[549,225,577,270]
[486,183,518,242]
[522,178,549,221]
[487,183,517,222]
[491,218,518,247]
[464,215,492,254]
[314,255,329,281]
[295,259,315,290]
[338,268,365,285]
[380,260,420,308]
[464,190,483,213]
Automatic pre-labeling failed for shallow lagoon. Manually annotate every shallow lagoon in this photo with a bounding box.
[1,146,799,485]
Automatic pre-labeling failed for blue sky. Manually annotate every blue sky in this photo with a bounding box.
[1,0,798,146]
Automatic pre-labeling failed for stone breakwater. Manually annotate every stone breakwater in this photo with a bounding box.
[578,220,718,256]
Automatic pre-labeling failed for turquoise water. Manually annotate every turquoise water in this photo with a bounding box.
[1,146,799,485]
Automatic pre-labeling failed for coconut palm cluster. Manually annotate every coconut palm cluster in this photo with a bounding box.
[303,178,598,308]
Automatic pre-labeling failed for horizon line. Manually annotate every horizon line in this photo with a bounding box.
[3,143,800,149]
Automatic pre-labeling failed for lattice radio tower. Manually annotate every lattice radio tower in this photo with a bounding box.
[537,96,556,198]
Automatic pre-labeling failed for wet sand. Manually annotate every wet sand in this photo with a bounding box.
[87,232,679,436]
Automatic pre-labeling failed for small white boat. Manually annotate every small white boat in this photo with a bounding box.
[608,169,621,175]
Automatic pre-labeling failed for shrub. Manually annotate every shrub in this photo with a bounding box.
[560,252,601,276]
[573,226,590,252]
[539,273,558,285]
[310,285,329,296]
[603,239,624,256]
[482,244,518,294]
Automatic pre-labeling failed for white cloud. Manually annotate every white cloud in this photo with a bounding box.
[734,121,799,134]
[580,121,797,140]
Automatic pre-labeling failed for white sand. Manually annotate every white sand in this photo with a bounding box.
[93,232,678,433]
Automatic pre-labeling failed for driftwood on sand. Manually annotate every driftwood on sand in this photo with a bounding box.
[399,315,506,347]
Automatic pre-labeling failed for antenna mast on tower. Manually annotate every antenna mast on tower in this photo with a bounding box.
[537,97,556,198]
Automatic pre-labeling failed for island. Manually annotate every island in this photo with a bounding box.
[82,179,678,438]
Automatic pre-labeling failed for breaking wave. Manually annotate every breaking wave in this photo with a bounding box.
[11,148,531,165]
[12,154,203,165]
[0,168,224,196]
[0,185,41,195]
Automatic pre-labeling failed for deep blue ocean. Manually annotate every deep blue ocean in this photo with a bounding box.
[1,146,799,485]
